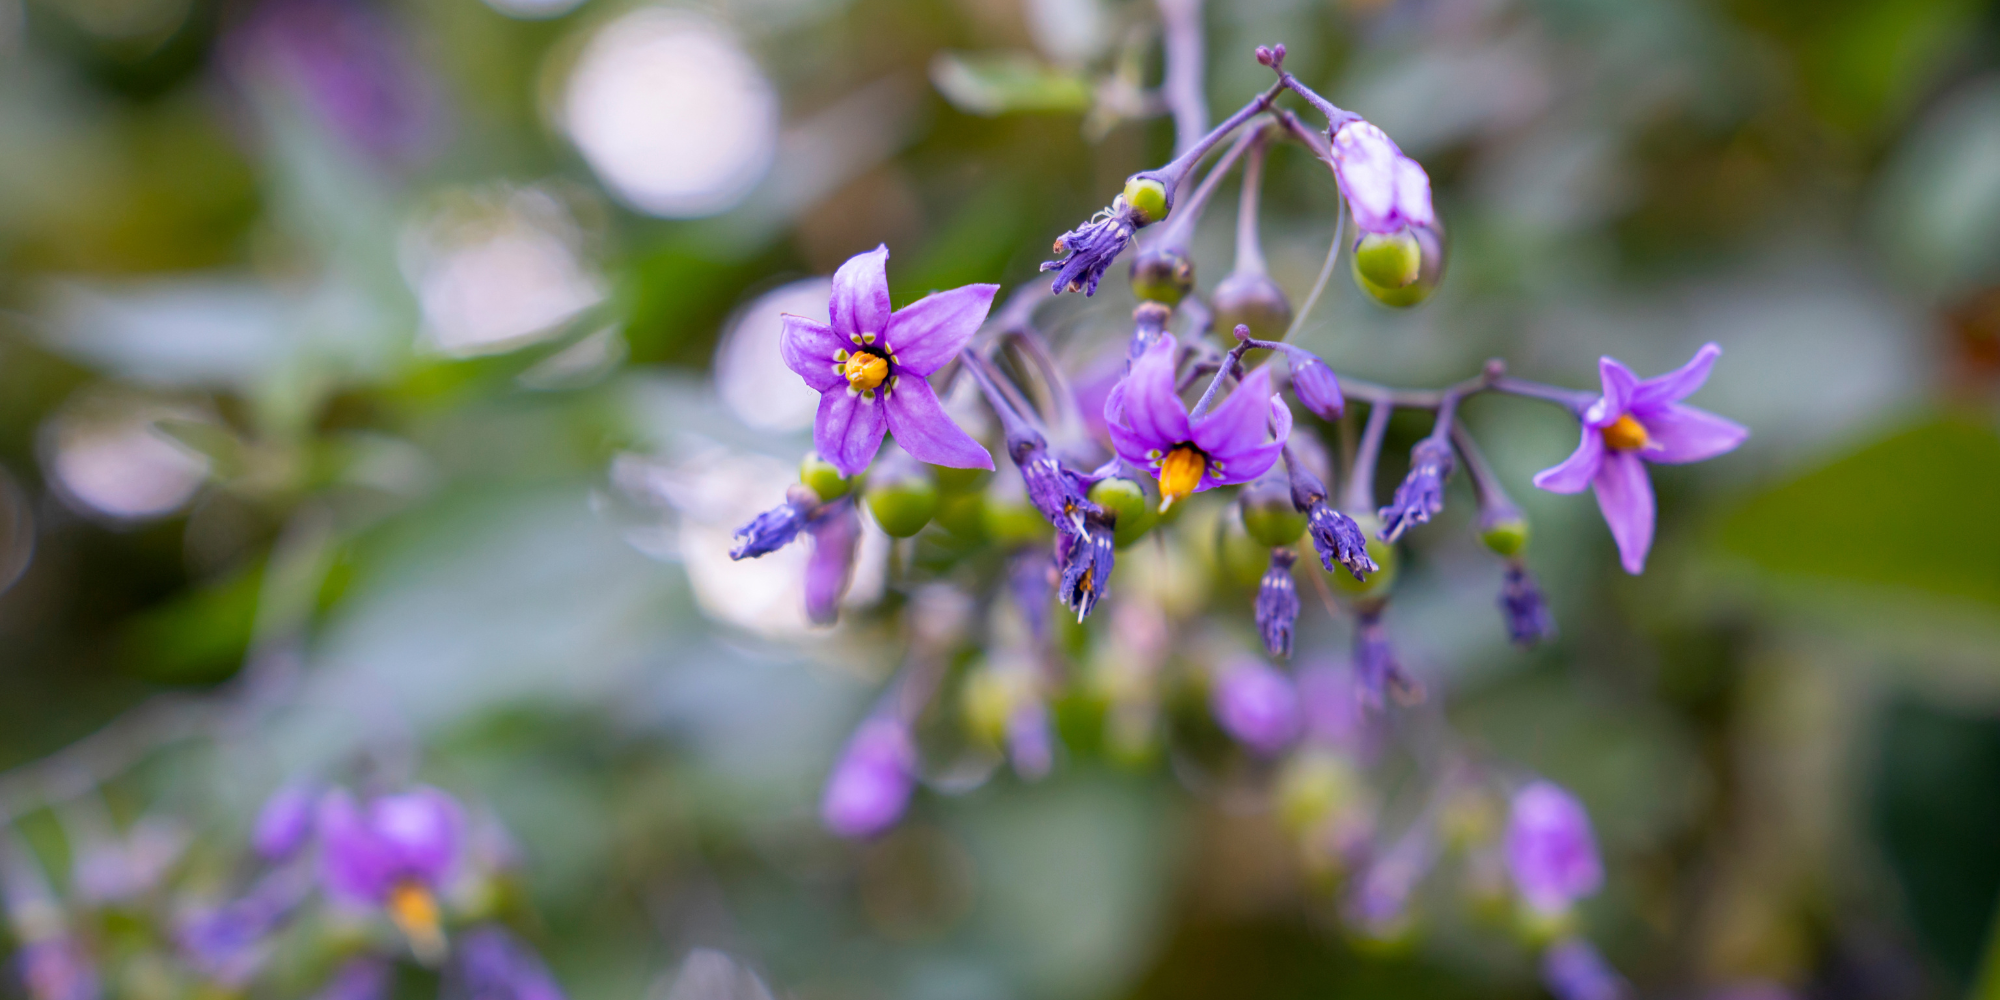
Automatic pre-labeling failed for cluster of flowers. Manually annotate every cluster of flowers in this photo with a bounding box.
[1,782,562,1000]
[727,41,1745,999]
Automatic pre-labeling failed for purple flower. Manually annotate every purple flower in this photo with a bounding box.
[802,500,861,625]
[1006,549,1054,646]
[253,784,320,862]
[1040,203,1145,296]
[821,717,917,839]
[18,937,96,1000]
[1378,438,1455,542]
[1284,460,1377,580]
[312,957,392,1000]
[1295,661,1362,749]
[1531,344,1748,574]
[1350,823,1435,934]
[1506,781,1603,915]
[1056,516,1115,621]
[730,486,817,561]
[1211,660,1302,756]
[1353,610,1420,710]
[224,0,444,165]
[1541,938,1629,1000]
[449,926,566,1000]
[318,787,461,961]
[1278,345,1344,420]
[1104,336,1293,510]
[1009,433,1089,537]
[1328,121,1434,235]
[1006,702,1054,781]
[1256,549,1300,659]
[1500,563,1557,646]
[780,246,998,477]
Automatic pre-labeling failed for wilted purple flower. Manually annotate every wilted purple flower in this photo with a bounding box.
[1006,549,1053,646]
[1506,781,1603,915]
[449,926,566,1000]
[821,716,917,839]
[1500,563,1557,646]
[1009,433,1089,538]
[1353,610,1420,710]
[1378,438,1455,542]
[803,499,860,625]
[1328,121,1434,235]
[1284,460,1376,580]
[730,486,818,561]
[224,0,444,165]
[313,957,392,1000]
[1532,344,1747,573]
[1211,660,1301,756]
[254,784,320,862]
[1350,822,1435,934]
[318,787,461,961]
[1278,345,1344,420]
[1256,549,1300,659]
[1041,203,1145,296]
[18,937,96,1000]
[1006,702,1054,782]
[1541,938,1629,1000]
[780,246,998,477]
[1056,516,1116,621]
[1105,335,1293,510]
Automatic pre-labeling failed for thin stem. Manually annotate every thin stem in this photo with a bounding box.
[1491,376,1595,413]
[1155,0,1207,157]
[1188,340,1256,421]
[1343,399,1393,512]
[1269,66,1358,132]
[1450,420,1518,518]
[959,350,1044,444]
[1233,131,1271,276]
[1281,187,1345,342]
[1147,80,1286,192]
[1153,120,1268,252]
[1274,108,1329,158]
[1002,328,1083,443]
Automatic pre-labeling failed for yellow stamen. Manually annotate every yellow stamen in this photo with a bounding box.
[1600,414,1649,452]
[388,881,446,965]
[1155,446,1207,512]
[843,352,889,393]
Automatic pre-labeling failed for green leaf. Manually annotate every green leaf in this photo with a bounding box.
[1715,416,2000,608]
[929,51,1092,118]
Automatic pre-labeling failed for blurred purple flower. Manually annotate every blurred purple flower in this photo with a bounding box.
[1500,563,1557,646]
[1378,438,1455,542]
[1006,549,1053,646]
[1532,344,1747,573]
[779,246,997,477]
[18,937,96,1000]
[1541,938,1628,1000]
[1295,661,1362,750]
[254,784,320,862]
[1006,702,1054,781]
[1104,335,1292,510]
[312,957,392,1000]
[449,926,566,1000]
[1056,517,1115,621]
[1328,121,1434,235]
[318,786,461,961]
[730,486,817,561]
[1353,610,1419,711]
[1211,660,1301,756]
[224,0,444,164]
[1256,549,1300,659]
[803,499,860,625]
[1506,781,1603,915]
[821,717,917,839]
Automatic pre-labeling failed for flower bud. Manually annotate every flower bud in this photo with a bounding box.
[252,784,318,862]
[1352,224,1445,308]
[1239,479,1306,547]
[800,453,852,502]
[1211,660,1302,756]
[822,717,917,839]
[1121,175,1170,226]
[864,467,940,538]
[1128,246,1195,305]
[1211,271,1294,342]
[1088,477,1157,548]
[1328,515,1398,599]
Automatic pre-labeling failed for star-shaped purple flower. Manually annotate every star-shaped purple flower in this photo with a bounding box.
[1103,335,1293,510]
[780,246,998,478]
[1531,343,1748,574]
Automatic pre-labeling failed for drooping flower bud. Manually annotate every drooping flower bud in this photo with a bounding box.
[1278,346,1344,421]
[1327,514,1397,597]
[863,462,940,538]
[1378,437,1456,542]
[1352,608,1421,709]
[1211,272,1293,343]
[1041,180,1161,296]
[1500,562,1557,646]
[1057,515,1116,621]
[1541,938,1629,1000]
[821,716,917,839]
[1088,477,1156,548]
[1128,245,1195,305]
[1007,434,1088,538]
[799,453,852,502]
[1256,549,1301,659]
[1505,781,1603,916]
[804,501,861,626]
[1239,477,1306,548]
[729,485,818,560]
[1352,224,1445,308]
[1210,659,1301,756]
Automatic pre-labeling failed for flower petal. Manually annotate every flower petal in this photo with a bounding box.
[1193,372,1291,486]
[884,376,994,470]
[1106,335,1190,453]
[1531,426,1604,494]
[780,314,847,392]
[1190,366,1275,458]
[1330,121,1433,232]
[885,283,998,375]
[1584,357,1638,426]
[1640,403,1748,464]
[829,245,892,341]
[1592,451,1655,574]
[1631,342,1721,410]
[814,389,888,478]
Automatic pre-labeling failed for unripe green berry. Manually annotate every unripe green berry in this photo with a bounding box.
[1122,176,1170,226]
[1277,750,1363,834]
[1089,477,1156,548]
[1480,516,1530,557]
[929,463,988,494]
[865,472,940,538]
[983,495,1051,546]
[934,492,988,541]
[1352,224,1446,309]
[1238,480,1306,547]
[1328,514,1398,599]
[1211,271,1294,342]
[1218,507,1270,588]
[800,453,851,502]
[1129,247,1195,305]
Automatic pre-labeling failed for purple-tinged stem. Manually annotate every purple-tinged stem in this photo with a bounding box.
[1450,420,1519,519]
[1188,330,1258,420]
[1143,81,1287,195]
[1152,121,1269,253]
[1342,399,1393,512]
[1233,131,1272,276]
[1156,0,1207,157]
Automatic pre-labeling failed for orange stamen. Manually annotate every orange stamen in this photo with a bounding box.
[843,353,889,393]
[1600,414,1649,452]
[388,881,446,964]
[1155,446,1207,512]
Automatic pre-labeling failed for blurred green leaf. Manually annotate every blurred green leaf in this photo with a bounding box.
[930,52,1093,118]
[1716,415,2000,608]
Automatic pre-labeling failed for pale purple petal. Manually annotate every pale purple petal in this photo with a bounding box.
[1638,404,1748,464]
[1630,342,1721,410]
[1532,427,1604,494]
[1505,782,1603,914]
[1542,939,1626,1000]
[1199,392,1291,489]
[1329,121,1434,233]
[1211,661,1301,755]
[1189,366,1274,459]
[253,784,318,862]
[779,315,847,392]
[1592,451,1655,574]
[814,390,889,478]
[804,503,860,626]
[828,245,891,340]
[1106,335,1191,456]
[884,284,998,376]
[821,717,916,839]
[1584,357,1638,426]
[883,377,993,470]
[367,787,460,887]
[316,791,390,904]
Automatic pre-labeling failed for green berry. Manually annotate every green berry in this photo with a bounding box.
[934,492,988,541]
[1210,271,1294,342]
[799,453,852,502]
[1218,506,1271,588]
[1353,231,1422,289]
[983,495,1051,546]
[1089,477,1157,548]
[1129,247,1195,305]
[1238,480,1306,547]
[1480,516,1530,557]
[1122,176,1170,226]
[929,463,988,494]
[865,473,940,538]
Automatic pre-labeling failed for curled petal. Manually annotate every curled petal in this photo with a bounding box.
[829,245,892,340]
[886,284,997,376]
[814,389,889,478]
[1106,335,1191,458]
[1631,342,1722,411]
[883,377,993,470]
[779,315,847,392]
[1533,427,1604,495]
[1584,357,1639,426]
[1639,404,1748,465]
[1591,451,1655,574]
